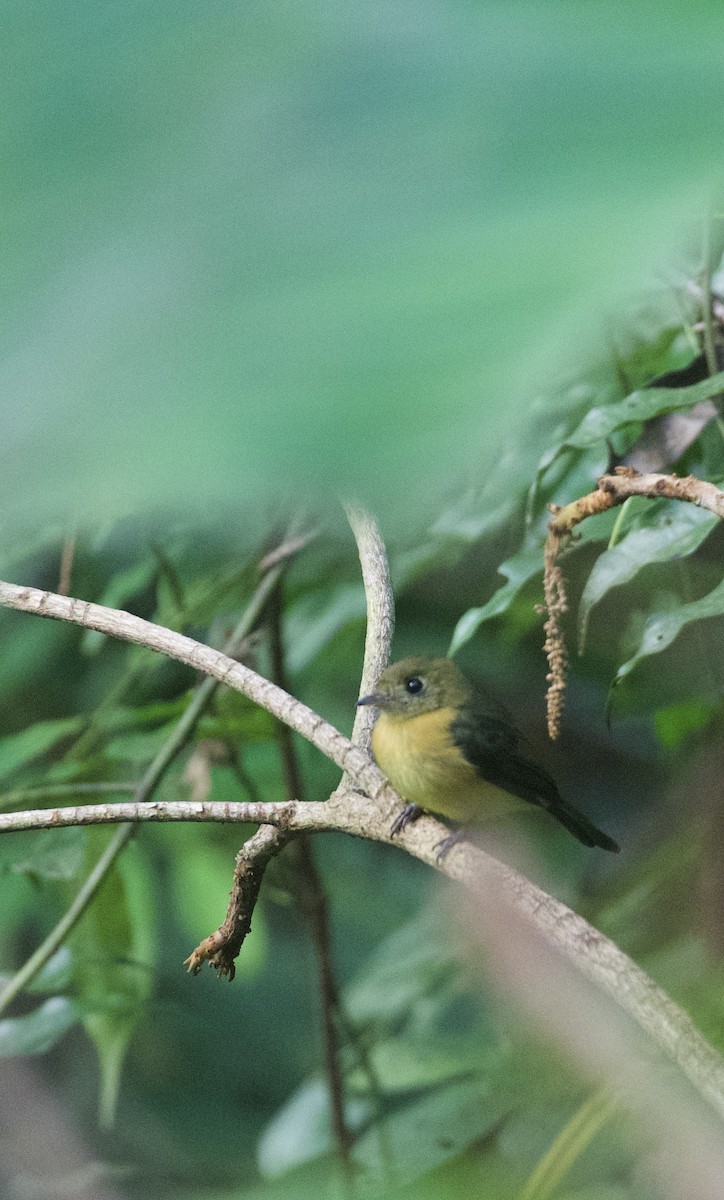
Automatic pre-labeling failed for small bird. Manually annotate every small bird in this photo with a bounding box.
[357,656,619,854]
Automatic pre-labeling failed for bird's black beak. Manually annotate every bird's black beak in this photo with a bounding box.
[356,692,385,708]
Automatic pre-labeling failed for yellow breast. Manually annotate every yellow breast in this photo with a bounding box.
[371,707,522,824]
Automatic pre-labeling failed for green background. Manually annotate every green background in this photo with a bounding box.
[2,0,723,527]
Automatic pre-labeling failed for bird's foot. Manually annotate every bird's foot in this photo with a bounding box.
[390,803,422,837]
[434,828,464,860]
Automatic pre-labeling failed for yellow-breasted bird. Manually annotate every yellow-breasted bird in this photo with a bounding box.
[357,656,619,854]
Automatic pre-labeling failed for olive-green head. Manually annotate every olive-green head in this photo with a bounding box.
[357,656,469,718]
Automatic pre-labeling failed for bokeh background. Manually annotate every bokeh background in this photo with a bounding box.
[2,0,724,527]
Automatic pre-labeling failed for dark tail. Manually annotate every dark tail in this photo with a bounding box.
[549,795,620,853]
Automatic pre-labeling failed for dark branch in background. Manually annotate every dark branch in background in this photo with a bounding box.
[542,468,724,738]
[268,583,355,1174]
[185,578,355,1167]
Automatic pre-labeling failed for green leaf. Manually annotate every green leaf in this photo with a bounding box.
[614,575,724,686]
[73,837,156,1128]
[0,827,86,881]
[347,1036,476,1096]
[560,370,724,453]
[0,948,74,996]
[653,699,718,748]
[29,947,74,993]
[285,585,367,673]
[0,996,79,1056]
[344,909,463,1028]
[578,503,719,651]
[104,724,179,764]
[200,691,277,742]
[81,558,157,654]
[0,718,83,784]
[351,1072,510,1189]
[95,698,189,731]
[558,1190,632,1200]
[257,1078,371,1179]
[449,543,544,655]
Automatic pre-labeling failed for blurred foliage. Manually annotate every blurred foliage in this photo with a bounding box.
[2,0,724,529]
[1,2,724,1198]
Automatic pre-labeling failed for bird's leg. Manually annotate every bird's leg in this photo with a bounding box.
[390,803,422,837]
[434,828,465,860]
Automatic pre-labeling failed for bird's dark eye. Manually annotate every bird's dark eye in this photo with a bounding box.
[405,677,424,694]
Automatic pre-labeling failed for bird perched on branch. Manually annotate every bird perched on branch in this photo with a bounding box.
[357,656,619,855]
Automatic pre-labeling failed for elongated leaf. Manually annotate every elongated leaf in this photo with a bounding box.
[257,1078,371,1179]
[28,947,74,993]
[81,558,158,654]
[74,836,156,1128]
[449,543,544,655]
[653,699,719,749]
[347,1036,476,1095]
[345,908,463,1028]
[351,1071,510,1189]
[0,948,74,997]
[557,1190,631,1200]
[285,585,367,673]
[561,370,724,453]
[0,826,86,881]
[615,576,724,684]
[579,503,719,651]
[0,996,79,1056]
[0,718,83,784]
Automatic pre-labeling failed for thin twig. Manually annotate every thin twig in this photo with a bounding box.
[57,534,77,597]
[259,531,317,572]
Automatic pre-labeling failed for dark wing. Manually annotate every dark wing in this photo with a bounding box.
[449,698,619,852]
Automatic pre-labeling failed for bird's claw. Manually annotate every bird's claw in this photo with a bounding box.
[434,829,464,860]
[390,803,422,837]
